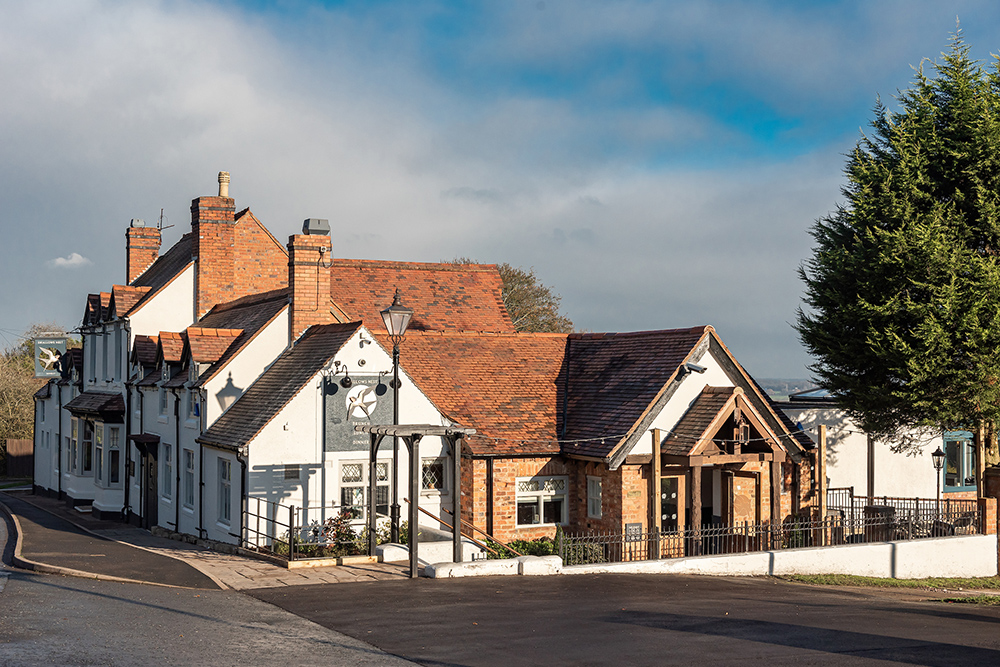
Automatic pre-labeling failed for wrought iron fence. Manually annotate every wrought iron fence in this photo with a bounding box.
[826,487,978,527]
[243,497,385,561]
[558,505,983,567]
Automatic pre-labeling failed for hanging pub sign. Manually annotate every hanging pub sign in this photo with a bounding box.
[324,375,395,452]
[33,337,67,378]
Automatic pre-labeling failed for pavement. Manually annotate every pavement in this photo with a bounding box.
[0,489,411,590]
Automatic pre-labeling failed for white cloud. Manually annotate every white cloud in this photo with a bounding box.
[47,252,92,269]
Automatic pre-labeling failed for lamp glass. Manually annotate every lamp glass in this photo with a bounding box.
[931,447,946,471]
[380,290,413,337]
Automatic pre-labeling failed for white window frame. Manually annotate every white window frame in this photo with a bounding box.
[183,449,195,508]
[161,443,173,499]
[187,389,200,421]
[94,423,104,484]
[218,458,232,526]
[114,325,122,381]
[81,421,93,475]
[107,427,121,488]
[159,388,169,416]
[516,475,569,527]
[587,476,603,519]
[339,459,391,522]
[421,457,449,496]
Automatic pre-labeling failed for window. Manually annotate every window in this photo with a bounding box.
[340,460,390,521]
[88,335,96,381]
[81,421,93,474]
[101,326,108,381]
[159,388,168,416]
[162,443,173,498]
[70,419,79,471]
[108,427,121,486]
[944,431,977,491]
[187,390,200,420]
[94,424,104,483]
[114,326,122,380]
[219,459,232,525]
[65,435,72,472]
[516,476,568,526]
[183,449,195,508]
[39,400,45,423]
[587,476,603,519]
[421,458,447,494]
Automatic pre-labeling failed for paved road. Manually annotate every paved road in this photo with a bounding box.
[0,508,417,666]
[249,575,1000,666]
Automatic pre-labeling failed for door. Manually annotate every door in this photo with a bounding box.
[660,475,686,557]
[144,453,158,529]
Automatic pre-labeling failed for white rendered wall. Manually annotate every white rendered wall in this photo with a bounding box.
[631,347,735,456]
[783,406,939,499]
[127,264,196,336]
[563,534,998,578]
[243,327,452,537]
[203,307,289,425]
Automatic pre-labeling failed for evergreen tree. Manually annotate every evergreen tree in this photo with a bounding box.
[798,33,1000,447]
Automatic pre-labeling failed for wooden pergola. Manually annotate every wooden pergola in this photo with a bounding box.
[355,424,476,578]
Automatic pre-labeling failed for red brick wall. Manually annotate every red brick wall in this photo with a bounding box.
[468,456,572,542]
[288,234,333,340]
[126,226,161,285]
[192,198,288,317]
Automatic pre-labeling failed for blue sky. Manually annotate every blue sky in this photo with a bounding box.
[3,1,1000,377]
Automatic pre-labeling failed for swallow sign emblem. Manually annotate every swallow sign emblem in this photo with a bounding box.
[346,384,378,420]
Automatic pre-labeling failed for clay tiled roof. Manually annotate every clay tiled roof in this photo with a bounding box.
[109,285,152,318]
[192,289,289,385]
[185,327,243,364]
[131,335,158,366]
[375,331,567,456]
[198,323,361,452]
[158,331,186,363]
[64,391,125,422]
[99,292,111,321]
[34,382,51,399]
[131,232,194,292]
[329,260,514,333]
[661,387,735,456]
[83,294,100,325]
[563,327,710,459]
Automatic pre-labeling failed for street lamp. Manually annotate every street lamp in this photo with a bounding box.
[381,288,413,543]
[932,446,946,515]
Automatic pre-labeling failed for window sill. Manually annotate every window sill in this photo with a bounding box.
[157,415,169,424]
[183,419,199,429]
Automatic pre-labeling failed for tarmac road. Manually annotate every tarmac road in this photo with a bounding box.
[248,574,1000,666]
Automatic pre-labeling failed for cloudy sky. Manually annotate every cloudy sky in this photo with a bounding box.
[2,0,999,378]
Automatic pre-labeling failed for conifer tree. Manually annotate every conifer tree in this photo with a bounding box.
[798,33,1000,460]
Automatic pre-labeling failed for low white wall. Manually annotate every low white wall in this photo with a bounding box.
[566,534,998,579]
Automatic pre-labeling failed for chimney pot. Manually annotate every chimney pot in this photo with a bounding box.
[218,171,230,197]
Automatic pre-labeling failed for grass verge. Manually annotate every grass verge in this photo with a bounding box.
[782,573,1000,590]
[938,595,1000,605]
[0,478,31,490]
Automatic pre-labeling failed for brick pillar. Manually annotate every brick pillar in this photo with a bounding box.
[978,496,997,535]
[126,222,161,284]
[288,233,332,340]
[192,194,236,318]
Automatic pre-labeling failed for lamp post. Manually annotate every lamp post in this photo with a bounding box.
[381,288,413,543]
[932,446,946,517]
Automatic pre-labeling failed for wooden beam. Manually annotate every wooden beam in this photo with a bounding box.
[770,459,782,524]
[817,424,827,522]
[625,455,652,465]
[651,429,661,532]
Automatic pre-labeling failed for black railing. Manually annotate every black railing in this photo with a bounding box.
[558,506,983,567]
[242,497,380,561]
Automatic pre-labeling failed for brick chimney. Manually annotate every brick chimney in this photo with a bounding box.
[126,219,161,284]
[288,220,333,341]
[192,172,237,318]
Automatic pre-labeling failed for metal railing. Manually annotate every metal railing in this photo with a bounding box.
[558,506,983,567]
[826,487,978,526]
[242,497,384,561]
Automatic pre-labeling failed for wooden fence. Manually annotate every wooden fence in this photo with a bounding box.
[5,439,33,477]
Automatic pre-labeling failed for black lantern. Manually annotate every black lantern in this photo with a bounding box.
[931,447,946,472]
[380,289,413,342]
